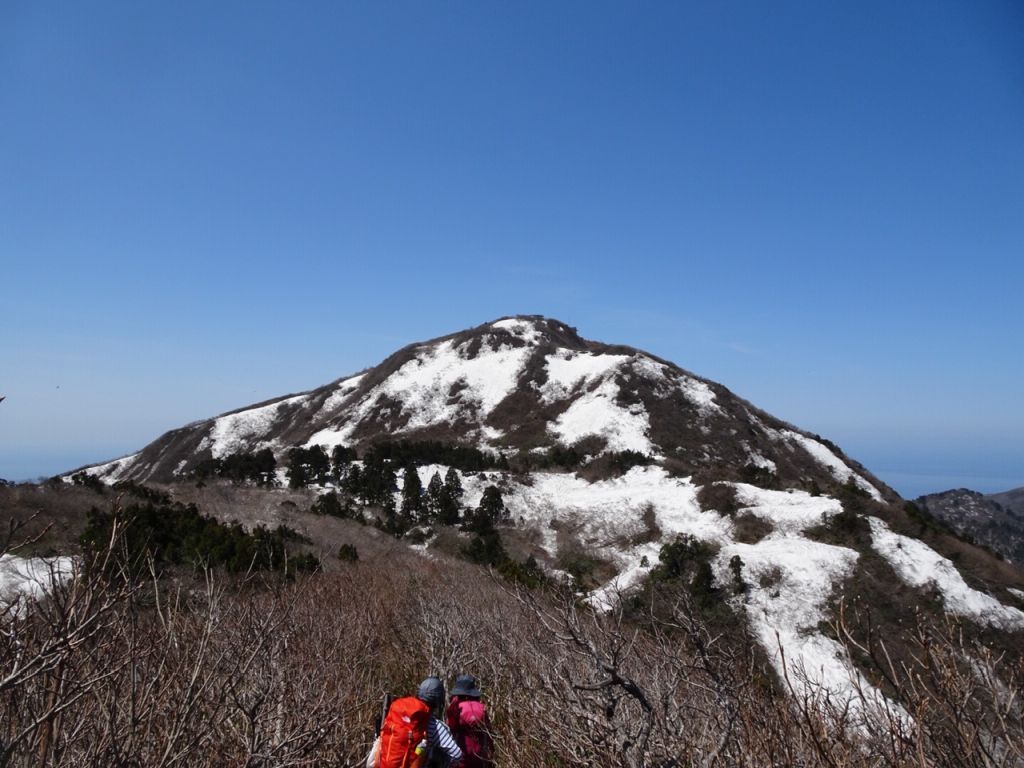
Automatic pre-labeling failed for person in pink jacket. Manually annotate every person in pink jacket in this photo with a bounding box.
[445,674,494,768]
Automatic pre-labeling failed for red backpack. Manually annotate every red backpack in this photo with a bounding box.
[446,698,494,768]
[378,696,431,768]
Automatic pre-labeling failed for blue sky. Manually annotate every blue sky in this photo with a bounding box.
[2,1,1022,497]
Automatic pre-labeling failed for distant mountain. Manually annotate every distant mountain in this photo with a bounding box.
[77,315,892,499]
[68,316,1024,718]
[916,486,1024,565]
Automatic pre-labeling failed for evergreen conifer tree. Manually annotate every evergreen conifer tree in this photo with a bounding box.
[425,471,444,522]
[444,466,463,501]
[286,448,310,489]
[469,485,506,532]
[307,445,331,485]
[400,464,423,521]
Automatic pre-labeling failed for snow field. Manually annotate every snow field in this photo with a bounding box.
[868,518,1024,630]
[203,394,310,460]
[409,464,892,714]
[318,374,366,413]
[713,485,905,720]
[733,484,843,536]
[550,379,656,455]
[79,452,141,482]
[309,337,533,449]
[540,350,631,403]
[0,554,76,614]
[713,538,867,694]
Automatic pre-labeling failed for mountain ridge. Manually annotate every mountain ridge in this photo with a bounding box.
[75,315,894,505]
[916,485,1024,565]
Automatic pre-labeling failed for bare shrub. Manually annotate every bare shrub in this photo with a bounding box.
[732,513,773,544]
[1,525,1021,768]
[697,483,739,516]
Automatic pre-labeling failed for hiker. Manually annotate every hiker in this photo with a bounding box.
[368,676,463,768]
[445,674,494,768]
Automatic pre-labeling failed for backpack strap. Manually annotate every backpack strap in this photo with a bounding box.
[374,693,393,736]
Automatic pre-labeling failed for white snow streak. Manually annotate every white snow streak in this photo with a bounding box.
[784,431,882,501]
[541,351,630,403]
[551,379,655,454]
[734,484,842,536]
[713,538,899,722]
[206,394,309,459]
[79,453,141,483]
[869,518,1024,630]
[320,374,366,413]
[678,375,720,414]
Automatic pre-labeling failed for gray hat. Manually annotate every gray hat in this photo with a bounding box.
[451,674,482,698]
[417,676,445,707]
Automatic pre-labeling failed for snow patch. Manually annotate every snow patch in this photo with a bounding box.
[540,350,630,403]
[336,339,531,442]
[869,518,1024,630]
[0,554,76,613]
[490,318,542,344]
[783,431,882,501]
[320,374,366,413]
[207,394,309,459]
[78,453,141,484]
[745,451,777,473]
[678,375,721,414]
[479,425,504,441]
[1009,588,1024,602]
[550,379,655,454]
[452,465,729,573]
[715,538,901,724]
[734,484,843,536]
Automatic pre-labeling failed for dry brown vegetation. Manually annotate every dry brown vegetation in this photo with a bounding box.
[3,520,1023,768]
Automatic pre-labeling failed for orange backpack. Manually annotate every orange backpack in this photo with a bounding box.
[377,696,431,768]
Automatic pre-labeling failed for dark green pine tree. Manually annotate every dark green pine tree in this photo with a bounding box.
[331,444,356,482]
[286,448,310,489]
[344,463,362,496]
[425,471,445,523]
[400,464,423,522]
[444,466,463,502]
[435,466,464,525]
[307,445,332,485]
[470,485,506,532]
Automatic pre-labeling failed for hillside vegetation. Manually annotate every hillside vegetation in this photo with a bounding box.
[2,513,1023,768]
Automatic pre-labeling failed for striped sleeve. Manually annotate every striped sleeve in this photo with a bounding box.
[427,717,463,763]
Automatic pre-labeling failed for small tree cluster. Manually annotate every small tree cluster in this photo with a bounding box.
[287,445,332,488]
[310,491,360,521]
[71,471,105,494]
[190,448,278,486]
[80,501,318,578]
[363,440,504,472]
[650,534,720,607]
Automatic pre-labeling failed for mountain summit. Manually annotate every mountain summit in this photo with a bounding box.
[74,316,1024,718]
[87,315,885,498]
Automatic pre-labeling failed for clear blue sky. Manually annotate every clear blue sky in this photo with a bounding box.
[2,1,1022,497]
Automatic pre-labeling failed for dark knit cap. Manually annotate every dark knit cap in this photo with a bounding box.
[417,676,445,707]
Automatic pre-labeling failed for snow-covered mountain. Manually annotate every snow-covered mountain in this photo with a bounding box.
[73,316,1024,721]
[83,316,887,497]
